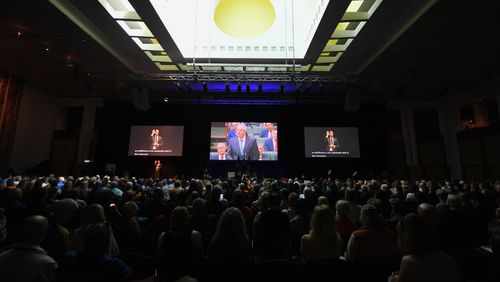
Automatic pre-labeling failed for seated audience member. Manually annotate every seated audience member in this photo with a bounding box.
[188,198,217,251]
[387,198,405,230]
[41,198,79,262]
[69,204,120,256]
[158,206,202,281]
[345,204,399,263]
[485,219,500,282]
[290,198,310,258]
[253,191,290,261]
[317,196,329,206]
[0,208,7,246]
[208,207,252,264]
[0,216,57,282]
[417,203,439,231]
[345,189,362,225]
[114,201,143,253]
[58,223,132,282]
[389,214,462,282]
[231,189,253,235]
[301,205,342,262]
[205,186,227,220]
[335,200,357,253]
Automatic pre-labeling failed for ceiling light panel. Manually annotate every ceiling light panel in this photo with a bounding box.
[332,21,367,38]
[132,37,164,51]
[98,0,140,20]
[116,20,154,37]
[342,0,383,21]
[149,0,331,59]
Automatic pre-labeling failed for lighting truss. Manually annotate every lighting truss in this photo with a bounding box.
[128,73,358,83]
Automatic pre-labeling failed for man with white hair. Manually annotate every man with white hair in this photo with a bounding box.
[228,123,259,160]
[211,142,232,160]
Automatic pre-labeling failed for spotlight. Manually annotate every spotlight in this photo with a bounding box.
[164,97,169,103]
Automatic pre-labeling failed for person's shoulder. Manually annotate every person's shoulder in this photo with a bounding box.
[301,234,313,243]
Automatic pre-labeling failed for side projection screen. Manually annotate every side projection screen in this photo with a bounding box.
[304,127,360,158]
[128,126,184,156]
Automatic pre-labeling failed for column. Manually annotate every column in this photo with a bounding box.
[400,108,419,166]
[76,105,96,162]
[438,103,463,180]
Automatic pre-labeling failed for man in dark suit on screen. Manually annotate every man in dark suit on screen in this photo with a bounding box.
[150,129,163,150]
[210,143,232,160]
[260,122,275,138]
[324,130,339,151]
[228,123,259,160]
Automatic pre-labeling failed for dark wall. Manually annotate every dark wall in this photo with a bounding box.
[94,101,388,179]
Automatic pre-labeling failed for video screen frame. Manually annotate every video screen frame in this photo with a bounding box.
[209,122,279,161]
[304,127,361,158]
[128,125,184,156]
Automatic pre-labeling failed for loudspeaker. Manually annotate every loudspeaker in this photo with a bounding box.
[132,87,151,111]
[343,89,361,112]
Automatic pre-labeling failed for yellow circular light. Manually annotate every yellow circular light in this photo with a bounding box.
[214,0,276,39]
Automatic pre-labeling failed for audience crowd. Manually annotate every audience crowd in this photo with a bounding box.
[0,172,499,282]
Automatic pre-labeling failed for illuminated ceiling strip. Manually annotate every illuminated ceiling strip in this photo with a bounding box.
[332,21,367,38]
[116,20,153,37]
[144,51,172,63]
[346,0,364,12]
[155,63,179,71]
[132,37,164,51]
[311,64,335,72]
[99,0,176,69]
[299,65,311,72]
[316,52,343,64]
[97,0,140,20]
[342,0,383,21]
[323,38,353,52]
[313,0,383,71]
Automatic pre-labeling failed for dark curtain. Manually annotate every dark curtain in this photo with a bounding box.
[0,73,23,173]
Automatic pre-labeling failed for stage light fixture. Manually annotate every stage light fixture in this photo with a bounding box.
[246,82,251,92]
[237,82,242,92]
[257,82,263,93]
[225,82,230,92]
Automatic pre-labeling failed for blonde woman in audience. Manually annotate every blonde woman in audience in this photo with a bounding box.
[301,204,342,262]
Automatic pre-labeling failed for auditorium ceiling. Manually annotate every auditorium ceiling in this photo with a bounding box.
[0,0,498,101]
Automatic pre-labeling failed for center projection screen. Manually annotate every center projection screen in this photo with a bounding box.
[304,127,360,158]
[210,122,278,161]
[128,126,184,156]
